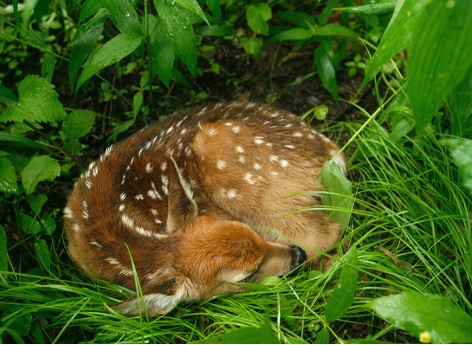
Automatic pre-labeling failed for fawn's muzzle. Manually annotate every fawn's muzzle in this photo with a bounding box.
[289,245,307,269]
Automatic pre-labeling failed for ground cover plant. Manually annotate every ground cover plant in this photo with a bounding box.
[0,0,471,343]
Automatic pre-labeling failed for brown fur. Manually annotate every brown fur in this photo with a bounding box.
[64,102,347,316]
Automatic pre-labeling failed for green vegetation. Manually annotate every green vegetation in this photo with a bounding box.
[1,0,471,343]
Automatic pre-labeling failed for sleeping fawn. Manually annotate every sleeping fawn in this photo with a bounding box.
[64,102,347,316]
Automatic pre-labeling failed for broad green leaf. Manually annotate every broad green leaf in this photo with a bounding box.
[154,0,197,76]
[39,212,56,236]
[150,17,175,87]
[246,3,272,36]
[325,245,358,321]
[16,211,42,235]
[277,11,316,29]
[76,33,142,91]
[368,292,472,343]
[362,0,431,87]
[69,9,107,91]
[34,239,51,270]
[0,85,18,105]
[25,194,48,214]
[107,119,135,142]
[0,132,42,148]
[20,28,46,49]
[21,155,61,194]
[197,25,234,37]
[41,52,56,83]
[408,0,472,132]
[316,24,357,38]
[61,109,97,141]
[99,0,143,37]
[194,322,280,344]
[1,310,32,337]
[133,91,143,117]
[449,67,472,137]
[315,327,330,344]
[0,225,7,275]
[206,0,222,23]
[0,75,66,124]
[175,0,208,25]
[320,156,353,232]
[443,138,472,194]
[0,157,18,194]
[267,28,313,43]
[34,0,53,22]
[241,37,264,58]
[315,45,339,101]
[79,0,103,23]
[335,1,396,14]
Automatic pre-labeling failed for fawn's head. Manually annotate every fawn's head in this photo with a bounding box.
[101,156,306,316]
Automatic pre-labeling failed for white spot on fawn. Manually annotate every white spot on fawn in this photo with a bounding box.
[270,155,279,162]
[145,162,153,173]
[254,137,264,145]
[280,160,289,168]
[120,192,126,201]
[227,189,237,199]
[232,126,240,133]
[135,194,144,200]
[293,131,303,137]
[254,163,262,171]
[217,160,227,170]
[64,207,74,219]
[118,204,125,212]
[235,146,244,153]
[244,173,256,185]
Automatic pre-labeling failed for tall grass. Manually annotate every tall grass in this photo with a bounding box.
[1,114,470,343]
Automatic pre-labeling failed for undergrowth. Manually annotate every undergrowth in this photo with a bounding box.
[1,0,472,343]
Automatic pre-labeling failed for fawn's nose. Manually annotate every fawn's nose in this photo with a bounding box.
[289,245,307,269]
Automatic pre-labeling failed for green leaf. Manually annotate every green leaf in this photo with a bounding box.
[206,0,222,23]
[320,160,353,232]
[99,0,143,37]
[16,212,42,235]
[1,310,32,337]
[325,245,358,321]
[61,109,97,141]
[315,45,339,101]
[69,9,107,91]
[76,33,142,91]
[25,194,48,214]
[246,3,272,36]
[34,239,51,270]
[41,52,56,83]
[175,0,208,25]
[267,28,313,43]
[335,1,396,15]
[449,67,472,137]
[368,292,472,343]
[150,18,175,87]
[316,23,357,38]
[194,322,280,344]
[362,0,431,88]
[443,138,472,194]
[315,327,330,344]
[0,225,7,276]
[20,28,46,49]
[0,157,18,194]
[79,0,103,23]
[154,0,197,76]
[0,75,66,124]
[0,132,42,148]
[197,24,234,37]
[34,0,53,22]
[408,0,472,132]
[20,155,61,194]
[241,37,264,58]
[107,119,135,142]
[133,91,143,117]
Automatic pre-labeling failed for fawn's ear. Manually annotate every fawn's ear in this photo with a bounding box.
[110,277,184,316]
[166,155,198,233]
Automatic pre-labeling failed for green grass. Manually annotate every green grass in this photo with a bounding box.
[1,111,470,343]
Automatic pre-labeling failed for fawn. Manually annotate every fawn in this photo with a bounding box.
[64,102,347,316]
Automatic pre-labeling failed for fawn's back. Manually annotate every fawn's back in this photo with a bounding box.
[64,102,346,316]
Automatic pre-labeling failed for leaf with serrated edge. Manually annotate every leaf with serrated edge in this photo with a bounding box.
[0,75,66,124]
[368,292,472,343]
[0,157,19,194]
[21,155,61,195]
[62,110,97,141]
